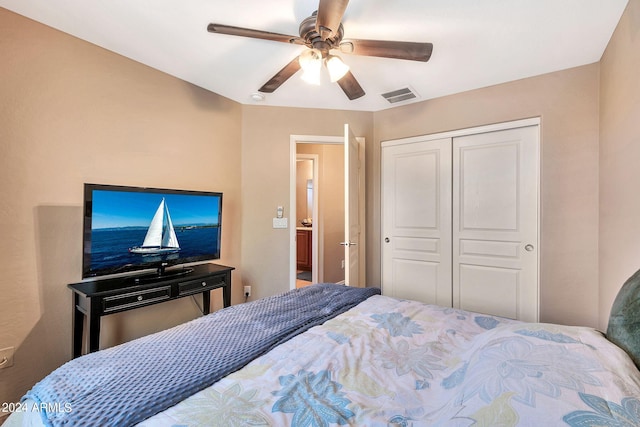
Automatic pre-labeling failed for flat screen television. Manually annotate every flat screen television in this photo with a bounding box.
[83,183,223,279]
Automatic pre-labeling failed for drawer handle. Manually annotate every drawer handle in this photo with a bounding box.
[137,295,143,301]
[202,281,207,287]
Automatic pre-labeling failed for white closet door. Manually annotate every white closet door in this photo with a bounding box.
[382,138,452,306]
[452,126,539,321]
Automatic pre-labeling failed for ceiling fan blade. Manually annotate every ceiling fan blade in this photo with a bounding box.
[316,0,349,39]
[258,57,302,93]
[336,70,365,100]
[207,23,304,45]
[340,39,433,62]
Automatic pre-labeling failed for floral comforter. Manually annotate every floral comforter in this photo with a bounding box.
[139,295,640,426]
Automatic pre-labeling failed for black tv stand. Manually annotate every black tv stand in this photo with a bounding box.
[68,263,234,357]
[132,266,194,284]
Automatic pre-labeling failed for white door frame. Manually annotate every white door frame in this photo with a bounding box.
[289,133,366,289]
[381,118,541,148]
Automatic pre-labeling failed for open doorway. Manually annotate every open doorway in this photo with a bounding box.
[295,154,319,288]
[289,129,366,290]
[294,145,345,288]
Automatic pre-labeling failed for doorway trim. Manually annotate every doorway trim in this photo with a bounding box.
[290,135,342,290]
[289,133,366,290]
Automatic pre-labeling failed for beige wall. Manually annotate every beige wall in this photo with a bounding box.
[240,106,373,300]
[599,0,640,331]
[295,160,313,224]
[373,64,601,328]
[0,9,243,404]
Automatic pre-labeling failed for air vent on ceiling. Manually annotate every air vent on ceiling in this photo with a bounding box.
[380,87,418,104]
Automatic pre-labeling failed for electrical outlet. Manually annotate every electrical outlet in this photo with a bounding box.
[341,259,345,269]
[0,347,14,369]
[243,286,251,297]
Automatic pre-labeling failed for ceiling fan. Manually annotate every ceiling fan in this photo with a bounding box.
[207,0,433,100]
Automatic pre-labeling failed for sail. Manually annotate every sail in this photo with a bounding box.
[129,198,181,254]
[141,199,166,248]
[162,202,179,248]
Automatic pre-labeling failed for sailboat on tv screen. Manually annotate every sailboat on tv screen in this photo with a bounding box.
[129,198,181,255]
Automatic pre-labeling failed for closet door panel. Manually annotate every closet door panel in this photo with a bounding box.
[458,143,519,230]
[391,259,440,303]
[382,138,452,307]
[453,126,539,321]
[459,264,519,319]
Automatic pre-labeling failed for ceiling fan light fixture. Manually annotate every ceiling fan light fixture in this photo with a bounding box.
[208,2,433,100]
[301,67,322,85]
[326,55,349,82]
[299,48,323,85]
[299,48,323,71]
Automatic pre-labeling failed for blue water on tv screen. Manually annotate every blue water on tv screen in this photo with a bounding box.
[83,185,222,278]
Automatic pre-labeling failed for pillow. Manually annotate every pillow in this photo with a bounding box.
[606,268,640,369]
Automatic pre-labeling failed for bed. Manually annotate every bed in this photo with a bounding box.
[5,276,640,427]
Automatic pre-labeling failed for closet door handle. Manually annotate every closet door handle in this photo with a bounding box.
[524,244,534,252]
[384,237,390,243]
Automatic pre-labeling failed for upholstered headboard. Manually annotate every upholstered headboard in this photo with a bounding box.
[606,268,640,369]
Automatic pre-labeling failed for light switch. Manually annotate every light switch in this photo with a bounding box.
[273,218,288,229]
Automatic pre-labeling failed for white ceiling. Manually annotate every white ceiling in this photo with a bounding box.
[1,0,629,112]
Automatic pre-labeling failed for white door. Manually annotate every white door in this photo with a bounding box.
[453,126,539,321]
[381,137,452,306]
[343,124,360,286]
